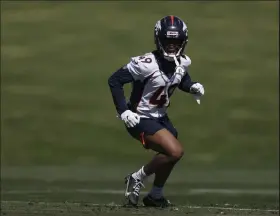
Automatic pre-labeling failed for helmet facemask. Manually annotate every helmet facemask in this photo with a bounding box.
[158,38,186,61]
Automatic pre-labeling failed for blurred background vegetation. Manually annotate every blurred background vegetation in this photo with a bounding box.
[1,1,278,171]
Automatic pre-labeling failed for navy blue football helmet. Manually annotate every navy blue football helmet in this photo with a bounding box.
[154,15,188,61]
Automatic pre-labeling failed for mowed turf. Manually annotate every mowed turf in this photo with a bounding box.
[1,1,279,216]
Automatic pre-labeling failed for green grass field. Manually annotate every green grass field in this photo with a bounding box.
[1,1,279,216]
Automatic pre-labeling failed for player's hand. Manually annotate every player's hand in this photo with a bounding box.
[121,110,140,128]
[190,83,205,96]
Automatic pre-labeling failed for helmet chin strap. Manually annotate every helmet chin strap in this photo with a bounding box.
[162,47,183,62]
[163,49,182,61]
[163,55,175,62]
[158,40,182,61]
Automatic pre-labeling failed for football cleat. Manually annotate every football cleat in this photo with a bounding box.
[143,194,174,208]
[124,174,145,206]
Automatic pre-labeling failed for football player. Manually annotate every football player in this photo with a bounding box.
[108,15,205,207]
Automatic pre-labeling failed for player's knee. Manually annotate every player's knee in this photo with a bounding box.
[169,146,184,163]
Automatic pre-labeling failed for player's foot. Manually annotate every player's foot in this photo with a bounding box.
[124,174,145,206]
[143,194,174,208]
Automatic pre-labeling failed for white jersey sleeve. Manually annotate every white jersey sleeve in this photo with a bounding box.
[126,53,159,81]
[179,55,192,71]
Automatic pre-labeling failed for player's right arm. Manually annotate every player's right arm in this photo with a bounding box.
[108,55,153,113]
[108,65,133,115]
[108,65,140,128]
[108,54,156,127]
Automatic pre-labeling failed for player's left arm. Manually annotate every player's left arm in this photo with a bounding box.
[177,55,205,96]
[178,71,205,96]
[178,71,196,93]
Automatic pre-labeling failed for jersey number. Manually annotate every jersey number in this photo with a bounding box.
[150,84,178,107]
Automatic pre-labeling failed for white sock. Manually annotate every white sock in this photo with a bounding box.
[149,186,163,199]
[132,166,147,181]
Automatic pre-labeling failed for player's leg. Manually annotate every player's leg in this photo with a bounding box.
[128,128,183,206]
[146,116,180,203]
[130,127,183,183]
[151,153,176,190]
[141,128,183,207]
[142,157,176,207]
[142,128,183,175]
[124,119,183,206]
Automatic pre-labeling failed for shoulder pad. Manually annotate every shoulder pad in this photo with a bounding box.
[127,52,159,81]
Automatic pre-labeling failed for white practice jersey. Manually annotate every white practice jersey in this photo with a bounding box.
[127,52,191,118]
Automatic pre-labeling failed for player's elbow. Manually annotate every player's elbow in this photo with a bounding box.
[108,75,117,88]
